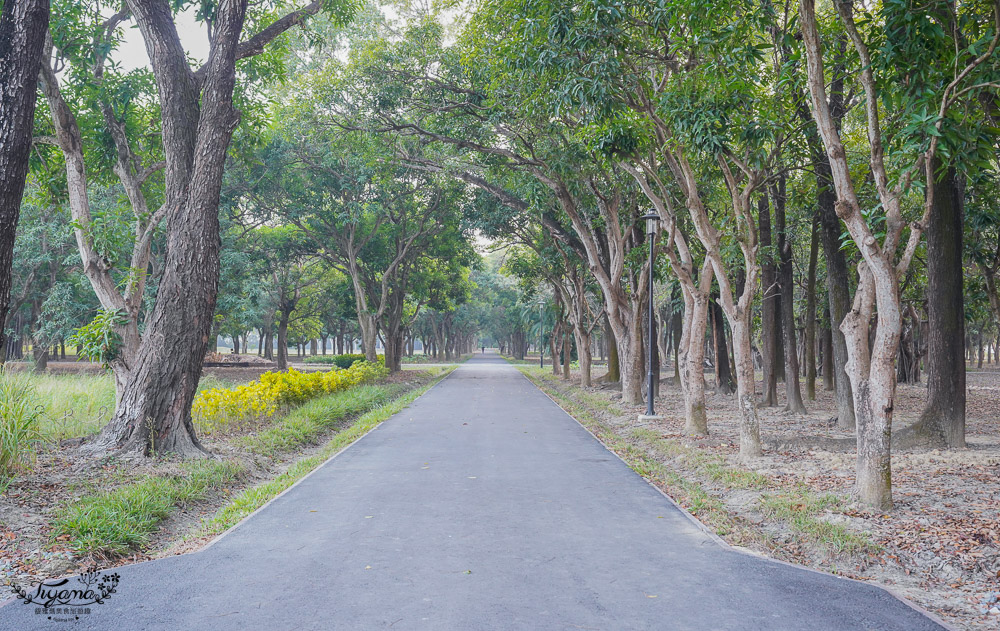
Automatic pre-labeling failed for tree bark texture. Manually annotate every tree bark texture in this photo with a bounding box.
[0,0,49,362]
[908,163,966,447]
[90,0,255,456]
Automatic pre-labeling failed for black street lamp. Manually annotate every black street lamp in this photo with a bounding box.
[539,300,544,368]
[641,211,660,418]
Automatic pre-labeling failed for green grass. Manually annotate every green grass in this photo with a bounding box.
[49,368,453,558]
[0,372,42,483]
[628,427,769,490]
[33,374,116,441]
[29,373,241,443]
[242,383,407,458]
[51,459,246,557]
[198,367,454,536]
[758,489,881,555]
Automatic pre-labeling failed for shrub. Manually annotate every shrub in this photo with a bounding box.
[191,360,388,435]
[0,372,42,479]
[302,353,369,368]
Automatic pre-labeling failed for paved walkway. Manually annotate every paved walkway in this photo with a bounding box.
[1,353,947,630]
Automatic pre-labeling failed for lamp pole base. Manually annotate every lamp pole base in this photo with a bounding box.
[637,414,663,422]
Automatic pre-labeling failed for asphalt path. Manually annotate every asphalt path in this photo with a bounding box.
[0,352,948,630]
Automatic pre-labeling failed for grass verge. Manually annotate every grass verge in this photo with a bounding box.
[515,365,752,541]
[52,459,246,557]
[242,383,407,458]
[514,364,879,560]
[49,368,453,559]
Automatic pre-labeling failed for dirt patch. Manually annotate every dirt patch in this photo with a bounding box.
[0,369,436,591]
[532,366,1000,631]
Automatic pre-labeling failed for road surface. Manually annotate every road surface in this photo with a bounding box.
[0,352,948,630]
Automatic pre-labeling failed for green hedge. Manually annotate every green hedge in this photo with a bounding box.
[302,353,368,368]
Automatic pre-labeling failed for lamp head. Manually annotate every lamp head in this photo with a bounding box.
[641,211,660,236]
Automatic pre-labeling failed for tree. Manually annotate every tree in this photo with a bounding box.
[0,0,49,361]
[39,0,353,456]
[799,0,999,507]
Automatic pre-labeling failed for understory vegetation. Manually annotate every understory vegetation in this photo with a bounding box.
[9,366,451,562]
[192,361,388,435]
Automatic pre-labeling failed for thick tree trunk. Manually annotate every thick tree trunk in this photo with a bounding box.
[0,0,49,362]
[732,317,763,457]
[621,318,644,405]
[773,178,806,413]
[906,163,966,447]
[357,312,378,363]
[759,195,779,406]
[680,290,710,435]
[32,345,48,373]
[87,0,324,457]
[383,322,404,372]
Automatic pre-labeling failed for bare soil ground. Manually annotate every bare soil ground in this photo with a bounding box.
[0,369,436,593]
[534,364,1000,631]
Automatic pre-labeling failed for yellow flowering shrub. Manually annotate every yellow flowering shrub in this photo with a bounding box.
[192,361,389,435]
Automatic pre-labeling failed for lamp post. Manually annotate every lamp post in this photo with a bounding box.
[539,301,544,368]
[641,211,660,418]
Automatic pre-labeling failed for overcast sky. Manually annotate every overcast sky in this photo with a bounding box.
[113,7,210,71]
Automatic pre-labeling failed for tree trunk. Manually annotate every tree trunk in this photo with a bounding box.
[549,320,561,376]
[816,154,856,429]
[759,195,779,406]
[710,296,734,394]
[574,327,592,387]
[822,324,835,390]
[732,317,763,457]
[562,327,571,379]
[679,276,711,435]
[357,312,378,363]
[605,318,620,382]
[383,320,404,372]
[86,0,325,457]
[651,313,660,398]
[0,0,49,363]
[32,343,48,373]
[804,213,819,399]
[672,310,681,385]
[773,178,806,413]
[276,312,290,370]
[906,163,966,447]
